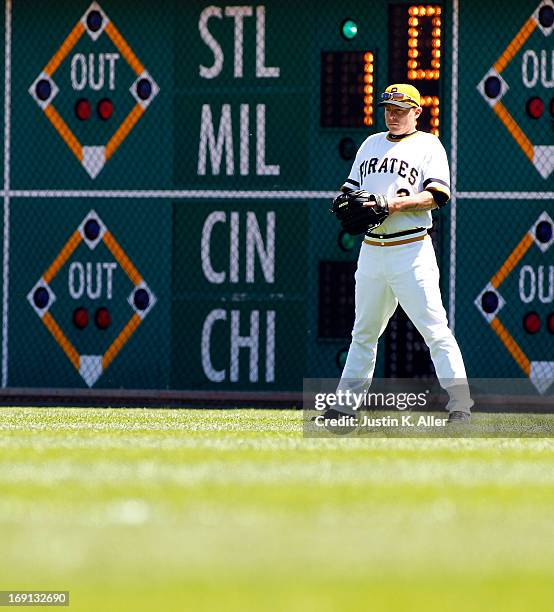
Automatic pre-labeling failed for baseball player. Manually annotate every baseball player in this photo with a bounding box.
[329,83,473,423]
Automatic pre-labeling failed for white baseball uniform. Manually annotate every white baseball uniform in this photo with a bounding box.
[338,130,473,413]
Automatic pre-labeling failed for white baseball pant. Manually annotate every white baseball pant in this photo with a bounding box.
[339,236,472,412]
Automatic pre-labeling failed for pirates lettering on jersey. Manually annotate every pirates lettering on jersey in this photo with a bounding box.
[359,157,419,186]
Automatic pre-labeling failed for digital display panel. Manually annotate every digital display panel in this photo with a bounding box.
[389,4,443,135]
[320,51,375,128]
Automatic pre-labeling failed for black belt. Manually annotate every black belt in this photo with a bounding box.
[366,227,427,239]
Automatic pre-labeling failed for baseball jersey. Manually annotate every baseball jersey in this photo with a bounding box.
[342,130,451,235]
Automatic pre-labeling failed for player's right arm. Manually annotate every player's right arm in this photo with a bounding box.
[341,175,360,193]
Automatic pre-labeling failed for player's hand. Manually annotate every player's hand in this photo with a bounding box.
[331,190,389,235]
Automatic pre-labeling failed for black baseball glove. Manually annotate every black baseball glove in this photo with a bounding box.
[330,190,389,235]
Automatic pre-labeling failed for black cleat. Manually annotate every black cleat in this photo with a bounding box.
[323,408,347,420]
[310,408,344,421]
[447,410,471,423]
[311,408,357,434]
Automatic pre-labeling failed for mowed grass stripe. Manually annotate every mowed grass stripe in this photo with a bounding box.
[0,408,553,612]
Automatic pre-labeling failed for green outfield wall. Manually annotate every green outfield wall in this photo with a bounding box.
[2,0,553,398]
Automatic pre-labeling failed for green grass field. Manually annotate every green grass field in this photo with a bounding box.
[1,408,554,611]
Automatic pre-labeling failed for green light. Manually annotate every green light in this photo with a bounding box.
[341,19,358,40]
[336,348,348,370]
[338,137,356,161]
[339,230,356,252]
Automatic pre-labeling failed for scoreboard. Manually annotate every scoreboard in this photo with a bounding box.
[321,4,443,134]
[4,0,554,397]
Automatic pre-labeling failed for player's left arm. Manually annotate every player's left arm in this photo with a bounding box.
[386,189,437,214]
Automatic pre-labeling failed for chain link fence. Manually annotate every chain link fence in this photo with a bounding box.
[3,0,553,400]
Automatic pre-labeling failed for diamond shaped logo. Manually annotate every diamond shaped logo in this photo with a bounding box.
[28,211,156,387]
[477,0,554,179]
[29,2,159,179]
[475,211,554,394]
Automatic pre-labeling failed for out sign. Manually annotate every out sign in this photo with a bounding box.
[70,53,120,90]
[68,261,117,299]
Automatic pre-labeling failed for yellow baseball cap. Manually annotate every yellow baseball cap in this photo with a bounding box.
[378,84,421,109]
